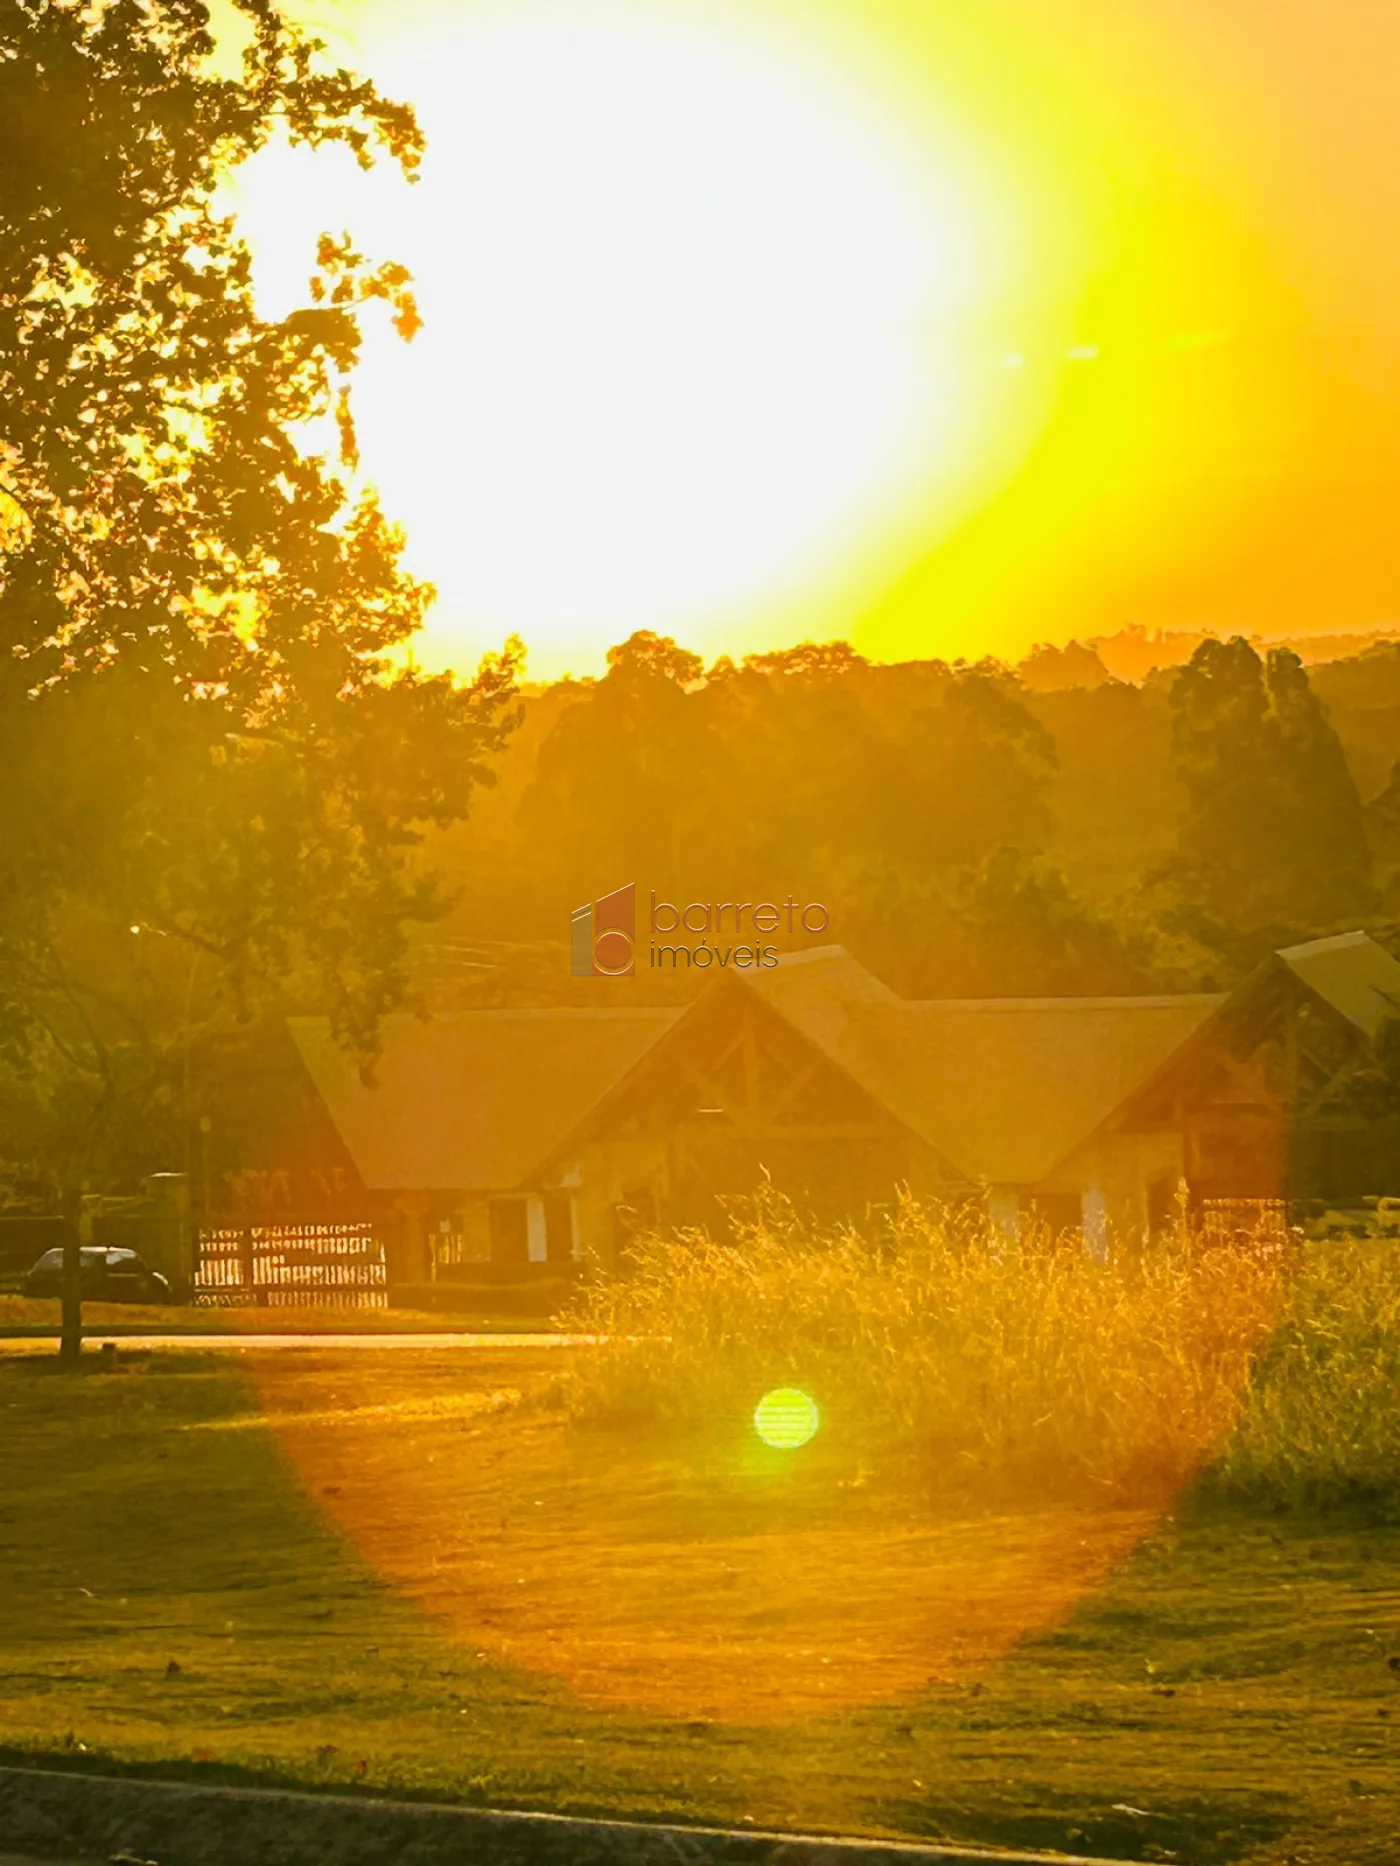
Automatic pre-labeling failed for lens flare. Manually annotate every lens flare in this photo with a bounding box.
[754,1386,820,1450]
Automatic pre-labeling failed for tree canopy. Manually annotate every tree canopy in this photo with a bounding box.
[0,0,517,1199]
[421,626,1400,1015]
[1168,638,1372,933]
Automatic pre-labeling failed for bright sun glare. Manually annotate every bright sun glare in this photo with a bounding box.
[231,4,1003,674]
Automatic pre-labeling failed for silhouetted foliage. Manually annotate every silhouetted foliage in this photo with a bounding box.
[1167,639,1372,932]
[521,630,713,886]
[520,641,1055,924]
[892,666,1056,873]
[845,850,1150,999]
[422,629,1400,1018]
[0,0,518,1202]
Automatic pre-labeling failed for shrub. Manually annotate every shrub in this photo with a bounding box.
[561,1188,1294,1502]
[1215,1237,1400,1498]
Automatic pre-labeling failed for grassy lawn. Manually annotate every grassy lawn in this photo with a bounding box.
[2,1344,1397,1865]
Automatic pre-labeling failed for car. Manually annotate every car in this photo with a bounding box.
[23,1245,173,1304]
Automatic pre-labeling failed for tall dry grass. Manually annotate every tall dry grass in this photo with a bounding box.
[1216,1236,1400,1497]
[563,1189,1297,1502]
[565,1192,1400,1501]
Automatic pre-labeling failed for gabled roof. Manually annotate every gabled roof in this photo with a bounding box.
[1275,931,1400,1038]
[737,952,1220,1183]
[740,943,897,1052]
[288,1009,678,1191]
[817,998,1222,1186]
[292,934,1391,1198]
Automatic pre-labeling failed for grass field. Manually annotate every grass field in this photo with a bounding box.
[3,1343,1398,1864]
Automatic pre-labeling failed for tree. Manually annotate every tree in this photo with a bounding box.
[698,642,894,889]
[506,643,1064,971]
[521,630,713,892]
[1168,639,1372,932]
[1016,638,1112,694]
[736,639,869,682]
[0,1,519,1358]
[892,663,1057,874]
[844,850,1148,999]
[522,635,897,908]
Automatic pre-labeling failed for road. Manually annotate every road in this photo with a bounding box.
[0,1331,595,1351]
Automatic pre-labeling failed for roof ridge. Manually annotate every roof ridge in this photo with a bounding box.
[766,942,853,967]
[893,994,1226,1012]
[1276,928,1376,959]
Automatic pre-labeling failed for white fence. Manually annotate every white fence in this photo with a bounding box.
[194,1220,388,1309]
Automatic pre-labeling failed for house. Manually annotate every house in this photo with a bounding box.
[1109,929,1400,1219]
[287,930,1400,1282]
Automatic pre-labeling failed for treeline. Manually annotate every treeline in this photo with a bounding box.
[422,628,1400,1003]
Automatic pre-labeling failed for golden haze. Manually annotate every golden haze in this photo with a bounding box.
[227,0,1400,678]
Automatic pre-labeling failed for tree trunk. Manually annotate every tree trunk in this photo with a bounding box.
[58,1195,84,1366]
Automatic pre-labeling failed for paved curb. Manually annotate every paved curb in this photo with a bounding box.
[0,1333,585,1348]
[0,1327,561,1340]
[0,1767,1131,1866]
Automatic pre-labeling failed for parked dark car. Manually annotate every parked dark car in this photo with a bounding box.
[23,1245,172,1304]
[0,1214,74,1288]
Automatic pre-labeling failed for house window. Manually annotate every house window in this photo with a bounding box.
[488,1198,528,1267]
[489,1196,577,1267]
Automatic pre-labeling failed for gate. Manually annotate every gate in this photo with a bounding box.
[194,1219,388,1309]
[1200,1197,1292,1251]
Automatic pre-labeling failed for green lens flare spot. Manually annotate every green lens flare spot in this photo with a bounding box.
[753,1387,820,1450]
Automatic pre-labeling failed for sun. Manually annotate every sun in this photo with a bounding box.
[230,4,1012,675]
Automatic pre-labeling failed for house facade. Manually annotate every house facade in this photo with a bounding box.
[287,931,1400,1282]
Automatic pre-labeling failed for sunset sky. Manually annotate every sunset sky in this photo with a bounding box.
[227,0,1400,680]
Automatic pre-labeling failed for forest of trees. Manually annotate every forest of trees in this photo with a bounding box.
[416,625,1400,1008]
